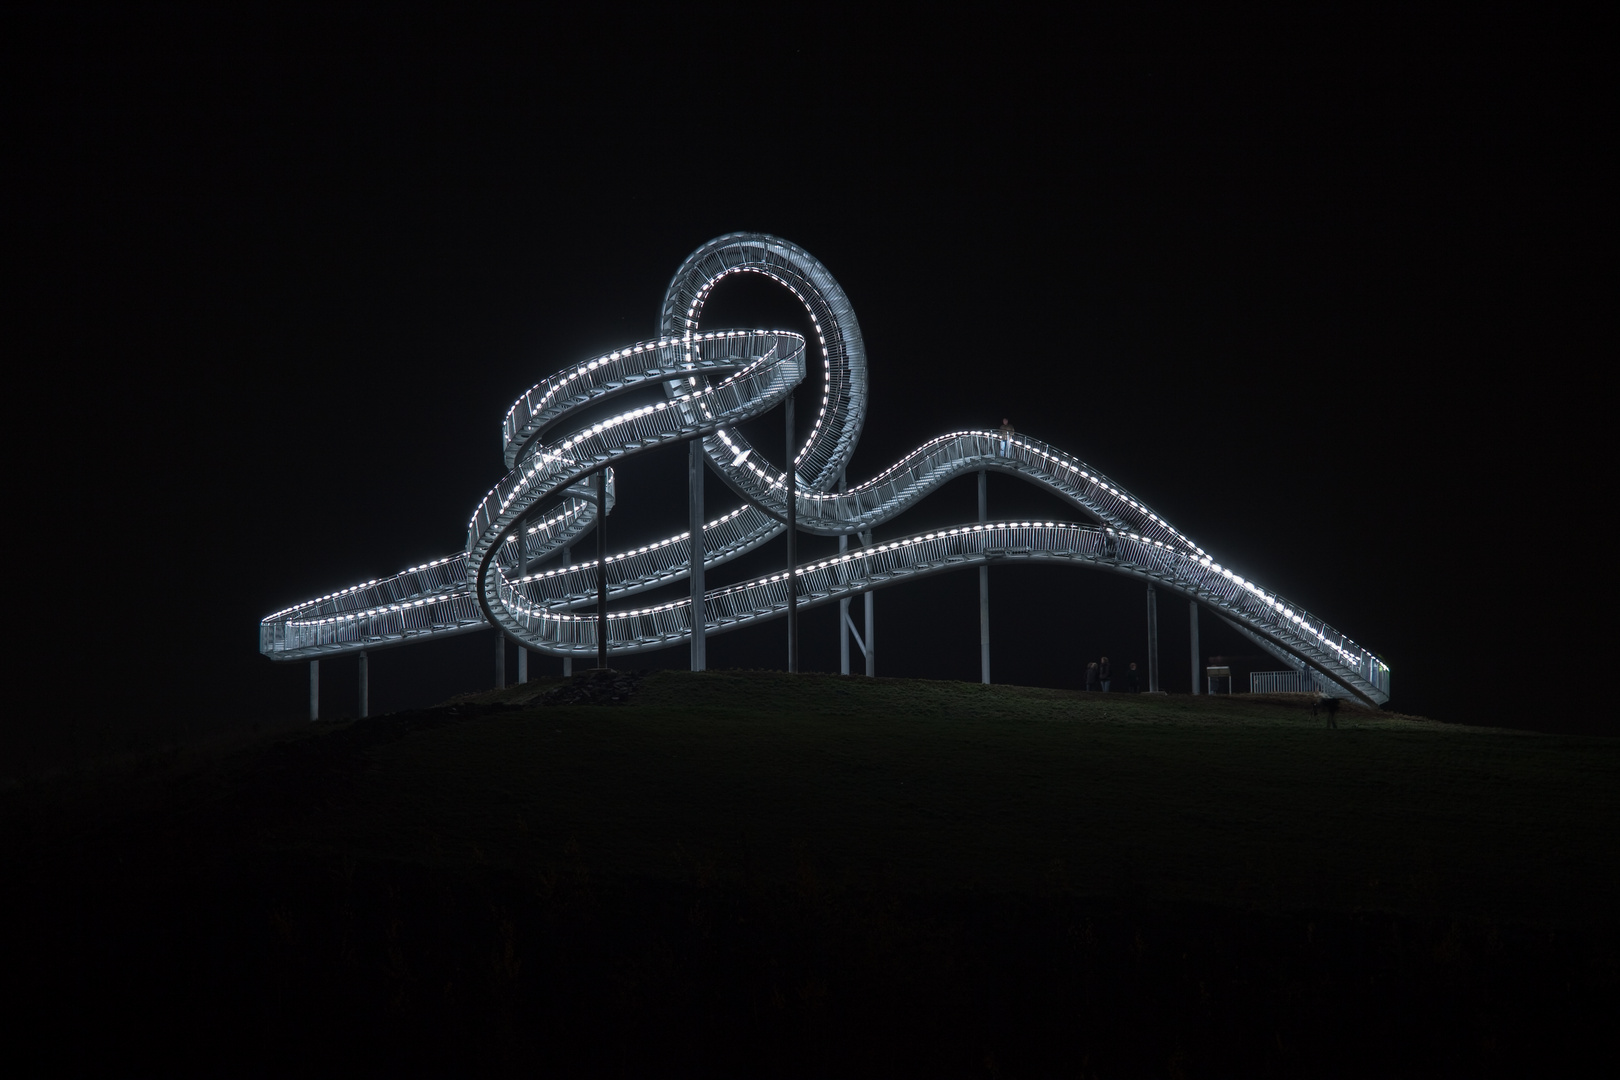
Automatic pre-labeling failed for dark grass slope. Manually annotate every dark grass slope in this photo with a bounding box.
[5,671,1616,1076]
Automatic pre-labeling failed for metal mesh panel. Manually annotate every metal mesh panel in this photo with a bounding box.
[261,234,1391,705]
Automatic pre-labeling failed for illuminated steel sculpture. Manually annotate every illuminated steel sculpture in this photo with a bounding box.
[261,234,1391,707]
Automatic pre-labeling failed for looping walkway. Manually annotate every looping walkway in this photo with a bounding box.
[261,234,1390,705]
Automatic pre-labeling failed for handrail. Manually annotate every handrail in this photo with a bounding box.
[261,234,1392,705]
[1251,671,1318,694]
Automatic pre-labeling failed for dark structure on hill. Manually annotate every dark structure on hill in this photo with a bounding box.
[261,235,1390,716]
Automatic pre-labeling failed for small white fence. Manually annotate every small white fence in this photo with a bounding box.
[1250,670,1317,694]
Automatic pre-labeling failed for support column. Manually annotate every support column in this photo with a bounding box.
[865,585,875,677]
[562,545,572,677]
[1189,599,1200,694]
[978,469,990,684]
[839,534,850,675]
[495,631,505,689]
[518,517,530,684]
[309,659,319,722]
[358,650,368,718]
[1146,585,1160,692]
[838,470,849,676]
[858,528,876,677]
[786,394,798,674]
[689,437,706,671]
[596,468,609,671]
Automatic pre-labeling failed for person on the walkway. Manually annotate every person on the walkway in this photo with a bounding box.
[1085,661,1100,692]
[1126,661,1140,692]
[997,418,1014,456]
[1099,656,1112,692]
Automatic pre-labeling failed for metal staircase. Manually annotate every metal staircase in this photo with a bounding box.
[262,233,1390,706]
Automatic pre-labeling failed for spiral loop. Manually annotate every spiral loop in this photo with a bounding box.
[261,233,1391,705]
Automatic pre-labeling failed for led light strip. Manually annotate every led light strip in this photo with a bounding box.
[261,233,1389,704]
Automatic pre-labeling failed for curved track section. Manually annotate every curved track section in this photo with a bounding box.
[261,234,1391,705]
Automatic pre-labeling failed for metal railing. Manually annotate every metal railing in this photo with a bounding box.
[1250,670,1318,694]
[261,233,1392,705]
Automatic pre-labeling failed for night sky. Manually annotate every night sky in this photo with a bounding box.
[8,8,1606,754]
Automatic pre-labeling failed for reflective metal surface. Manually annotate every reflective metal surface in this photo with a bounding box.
[262,234,1390,705]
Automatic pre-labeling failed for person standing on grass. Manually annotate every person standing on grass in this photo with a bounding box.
[1099,656,1112,692]
[1312,694,1340,729]
[1126,661,1140,692]
[1085,661,1100,692]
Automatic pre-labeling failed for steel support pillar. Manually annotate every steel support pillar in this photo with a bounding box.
[596,468,608,671]
[689,437,706,671]
[495,631,505,689]
[1189,600,1200,694]
[865,585,875,677]
[838,470,849,675]
[839,534,850,675]
[518,517,530,684]
[1146,585,1160,692]
[309,659,319,722]
[562,545,572,677]
[785,394,798,674]
[358,650,368,718]
[858,528,875,677]
[978,469,990,684]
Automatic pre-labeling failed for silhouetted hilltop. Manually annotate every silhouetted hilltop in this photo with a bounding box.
[5,671,1615,1075]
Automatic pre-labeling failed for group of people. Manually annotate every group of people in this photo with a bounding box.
[1084,657,1143,692]
[996,421,1146,695]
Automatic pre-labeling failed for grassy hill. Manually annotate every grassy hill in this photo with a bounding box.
[5,671,1615,1076]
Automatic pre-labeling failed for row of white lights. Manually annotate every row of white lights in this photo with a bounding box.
[289,401,1376,673]
[470,340,800,536]
[701,425,1202,564]
[289,592,466,630]
[503,329,791,447]
[491,521,1352,673]
[502,521,1089,626]
[289,476,729,628]
[290,502,756,631]
[290,473,1353,668]
[1192,556,1369,667]
[282,517,1373,679]
[1003,437,1203,555]
[296,489,766,630]
[523,517,1370,676]
[265,554,465,622]
[502,506,751,587]
[273,239,1383,685]
[685,266,833,472]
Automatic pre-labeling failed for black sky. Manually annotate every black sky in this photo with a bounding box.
[6,6,1609,755]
